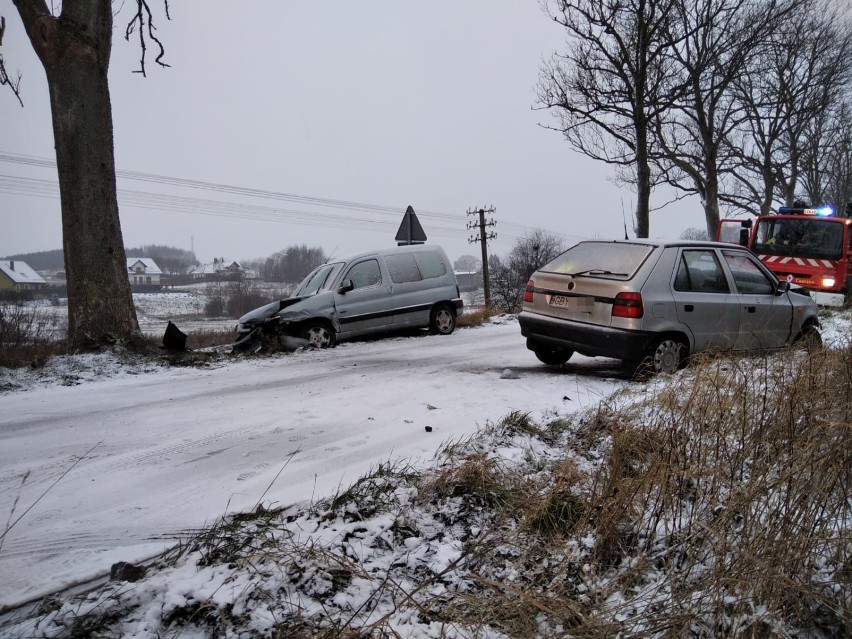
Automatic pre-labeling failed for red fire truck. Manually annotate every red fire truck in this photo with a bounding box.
[717,206,852,306]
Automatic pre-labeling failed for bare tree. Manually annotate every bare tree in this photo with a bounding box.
[5,1,169,348]
[824,104,852,216]
[728,0,852,213]
[774,5,852,208]
[131,244,196,275]
[244,245,327,284]
[800,98,852,214]
[653,0,798,237]
[679,227,708,240]
[723,2,835,215]
[0,16,24,106]
[491,230,565,313]
[537,0,683,238]
[453,254,481,273]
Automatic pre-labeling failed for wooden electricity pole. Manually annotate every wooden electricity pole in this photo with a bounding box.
[467,206,496,308]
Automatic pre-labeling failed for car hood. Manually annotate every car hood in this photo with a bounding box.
[238,297,304,325]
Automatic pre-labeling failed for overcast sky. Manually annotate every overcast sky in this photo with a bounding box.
[1,1,705,265]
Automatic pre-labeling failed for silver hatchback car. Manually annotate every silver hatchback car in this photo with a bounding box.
[518,240,821,373]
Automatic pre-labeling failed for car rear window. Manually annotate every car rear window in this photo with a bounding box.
[414,252,448,279]
[540,242,653,279]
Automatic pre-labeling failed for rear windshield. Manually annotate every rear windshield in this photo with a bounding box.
[540,242,654,280]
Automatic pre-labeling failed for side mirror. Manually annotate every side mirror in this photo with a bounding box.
[337,279,354,294]
[738,228,750,246]
[776,280,790,295]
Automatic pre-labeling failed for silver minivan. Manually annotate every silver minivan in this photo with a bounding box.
[518,240,821,373]
[235,245,463,350]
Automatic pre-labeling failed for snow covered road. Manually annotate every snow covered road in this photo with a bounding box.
[0,318,624,610]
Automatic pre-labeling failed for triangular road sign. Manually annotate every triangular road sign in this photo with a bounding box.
[395,205,427,245]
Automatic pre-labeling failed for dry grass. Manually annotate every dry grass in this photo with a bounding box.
[0,340,71,369]
[456,306,497,328]
[419,452,513,512]
[0,315,235,369]
[0,301,66,368]
[183,328,235,350]
[453,346,852,638]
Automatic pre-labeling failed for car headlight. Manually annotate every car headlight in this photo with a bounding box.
[821,276,836,288]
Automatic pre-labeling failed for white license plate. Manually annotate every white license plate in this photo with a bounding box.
[548,295,593,310]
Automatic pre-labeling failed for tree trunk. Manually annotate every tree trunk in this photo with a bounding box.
[13,1,139,348]
[703,170,721,239]
[635,130,652,238]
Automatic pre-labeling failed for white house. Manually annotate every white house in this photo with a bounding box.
[189,258,246,280]
[127,258,163,287]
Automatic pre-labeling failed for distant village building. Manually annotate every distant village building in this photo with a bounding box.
[189,258,248,281]
[42,270,67,285]
[454,270,483,293]
[0,260,48,292]
[127,258,163,287]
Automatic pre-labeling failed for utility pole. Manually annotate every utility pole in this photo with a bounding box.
[467,206,496,308]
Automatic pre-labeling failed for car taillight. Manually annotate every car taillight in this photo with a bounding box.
[612,292,643,318]
[523,280,535,303]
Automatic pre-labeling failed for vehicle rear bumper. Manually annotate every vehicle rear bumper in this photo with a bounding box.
[518,311,656,362]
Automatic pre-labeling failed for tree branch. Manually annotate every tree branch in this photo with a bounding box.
[124,0,171,76]
[0,16,24,107]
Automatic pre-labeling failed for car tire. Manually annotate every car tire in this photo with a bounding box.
[300,322,336,348]
[429,304,456,335]
[795,324,822,351]
[650,338,686,374]
[534,347,573,366]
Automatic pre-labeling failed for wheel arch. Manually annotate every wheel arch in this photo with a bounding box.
[653,330,692,355]
[287,316,337,334]
[635,332,692,376]
[431,300,457,316]
[793,316,821,342]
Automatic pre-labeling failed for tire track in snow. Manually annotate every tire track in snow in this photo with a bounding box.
[93,426,255,473]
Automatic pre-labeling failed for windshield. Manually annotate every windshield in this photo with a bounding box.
[292,262,343,297]
[753,218,844,260]
[540,241,654,280]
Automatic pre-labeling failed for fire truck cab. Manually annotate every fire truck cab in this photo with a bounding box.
[717,207,852,307]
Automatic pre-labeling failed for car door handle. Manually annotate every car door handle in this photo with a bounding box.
[746,306,756,313]
[684,304,694,312]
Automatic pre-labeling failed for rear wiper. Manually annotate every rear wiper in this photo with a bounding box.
[571,269,628,277]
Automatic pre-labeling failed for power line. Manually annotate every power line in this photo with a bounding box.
[0,174,476,240]
[0,152,458,222]
[0,151,587,245]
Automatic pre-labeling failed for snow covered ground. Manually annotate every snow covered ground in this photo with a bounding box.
[1,300,849,637]
[0,315,629,611]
